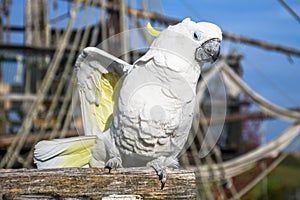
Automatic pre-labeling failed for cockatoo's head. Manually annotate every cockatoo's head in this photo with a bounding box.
[147,18,222,65]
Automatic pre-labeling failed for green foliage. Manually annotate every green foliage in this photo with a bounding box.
[242,154,300,200]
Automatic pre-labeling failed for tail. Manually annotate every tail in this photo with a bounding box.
[34,136,97,169]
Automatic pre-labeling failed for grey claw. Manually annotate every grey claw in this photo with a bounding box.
[158,172,163,180]
[105,166,112,173]
[158,169,167,190]
[161,180,166,190]
[147,157,174,190]
[105,157,122,173]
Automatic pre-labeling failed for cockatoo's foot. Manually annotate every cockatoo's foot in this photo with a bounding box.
[147,156,179,189]
[105,157,122,173]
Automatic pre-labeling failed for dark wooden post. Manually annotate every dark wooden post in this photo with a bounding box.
[24,0,49,95]
[0,1,8,136]
[22,0,49,122]
[25,0,48,48]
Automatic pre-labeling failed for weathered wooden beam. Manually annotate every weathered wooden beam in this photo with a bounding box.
[222,32,300,57]
[201,108,300,125]
[0,130,79,148]
[0,43,77,56]
[0,167,197,199]
[200,111,272,125]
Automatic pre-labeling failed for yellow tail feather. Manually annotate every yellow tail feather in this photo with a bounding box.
[59,138,96,168]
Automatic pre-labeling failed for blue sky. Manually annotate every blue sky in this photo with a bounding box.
[6,0,300,144]
[160,0,300,144]
[161,0,300,107]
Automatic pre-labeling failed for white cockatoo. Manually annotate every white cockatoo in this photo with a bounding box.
[34,18,222,189]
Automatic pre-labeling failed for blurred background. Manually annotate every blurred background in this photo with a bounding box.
[0,0,299,199]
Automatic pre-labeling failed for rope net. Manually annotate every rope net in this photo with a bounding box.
[0,1,299,199]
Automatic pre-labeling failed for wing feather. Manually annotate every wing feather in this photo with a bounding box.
[75,47,132,135]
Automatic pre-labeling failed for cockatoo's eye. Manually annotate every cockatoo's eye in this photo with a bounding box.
[193,31,202,41]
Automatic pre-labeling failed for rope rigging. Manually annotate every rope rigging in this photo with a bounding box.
[0,1,299,199]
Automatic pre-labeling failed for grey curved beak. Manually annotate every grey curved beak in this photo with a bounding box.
[195,38,221,63]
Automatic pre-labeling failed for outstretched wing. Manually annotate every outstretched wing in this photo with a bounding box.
[75,47,132,136]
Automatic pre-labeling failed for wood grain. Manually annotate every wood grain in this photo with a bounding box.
[0,167,196,199]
